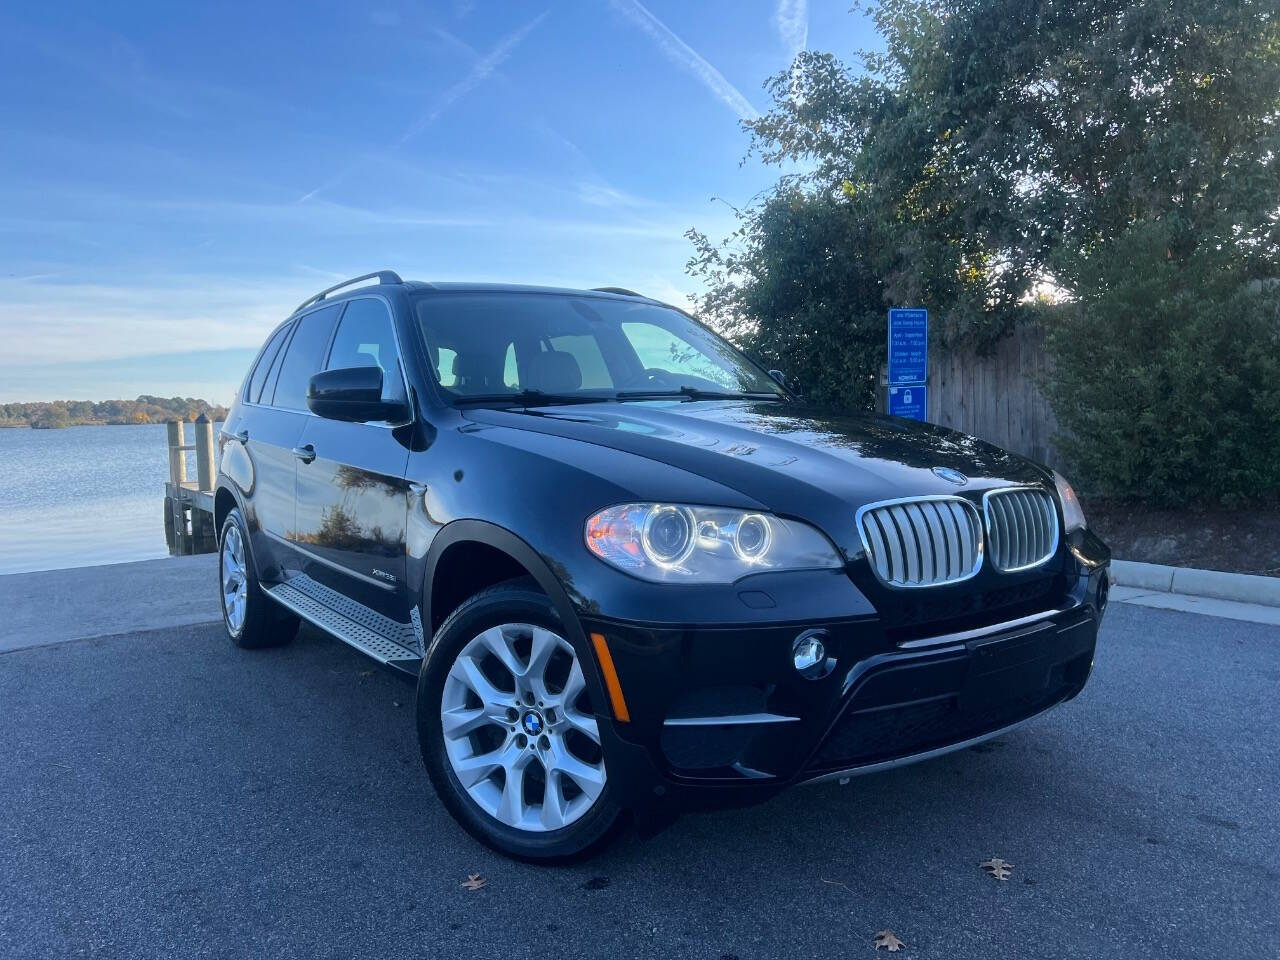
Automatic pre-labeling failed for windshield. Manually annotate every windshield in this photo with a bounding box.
[414,292,784,403]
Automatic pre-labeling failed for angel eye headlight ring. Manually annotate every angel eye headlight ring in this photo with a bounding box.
[641,505,696,567]
[734,513,772,562]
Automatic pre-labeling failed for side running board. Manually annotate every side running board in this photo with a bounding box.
[265,573,423,675]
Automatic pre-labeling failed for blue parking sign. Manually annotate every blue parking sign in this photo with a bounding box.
[888,308,928,385]
[888,385,927,421]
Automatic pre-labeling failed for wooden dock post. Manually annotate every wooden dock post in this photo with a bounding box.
[163,418,217,556]
[194,414,216,492]
[166,419,188,485]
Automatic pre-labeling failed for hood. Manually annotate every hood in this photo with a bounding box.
[462,399,1050,527]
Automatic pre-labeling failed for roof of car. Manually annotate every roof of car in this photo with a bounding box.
[291,272,660,318]
[403,280,654,300]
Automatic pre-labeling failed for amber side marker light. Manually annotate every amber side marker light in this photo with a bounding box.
[589,632,631,723]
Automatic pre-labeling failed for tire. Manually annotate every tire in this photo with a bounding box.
[218,507,298,649]
[417,579,624,862]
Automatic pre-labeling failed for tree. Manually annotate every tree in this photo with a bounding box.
[1045,226,1280,504]
[689,0,1280,499]
[688,188,896,409]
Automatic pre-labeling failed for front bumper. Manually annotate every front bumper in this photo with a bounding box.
[582,536,1109,816]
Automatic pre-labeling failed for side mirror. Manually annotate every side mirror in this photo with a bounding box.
[768,369,788,388]
[307,367,407,423]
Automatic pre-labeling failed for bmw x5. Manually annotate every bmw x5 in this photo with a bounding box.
[215,270,1111,861]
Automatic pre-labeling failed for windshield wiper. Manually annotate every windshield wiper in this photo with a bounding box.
[451,389,611,407]
[615,386,785,402]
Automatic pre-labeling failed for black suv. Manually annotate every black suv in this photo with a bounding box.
[215,271,1111,860]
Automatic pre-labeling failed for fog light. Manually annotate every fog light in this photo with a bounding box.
[793,630,833,680]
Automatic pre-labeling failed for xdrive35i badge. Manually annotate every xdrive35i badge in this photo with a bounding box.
[932,466,968,485]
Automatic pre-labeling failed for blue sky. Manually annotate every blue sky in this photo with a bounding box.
[0,1,876,404]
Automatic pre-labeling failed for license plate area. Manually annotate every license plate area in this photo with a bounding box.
[959,621,1058,709]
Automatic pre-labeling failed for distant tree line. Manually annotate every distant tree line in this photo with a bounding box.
[688,0,1280,504]
[0,396,230,429]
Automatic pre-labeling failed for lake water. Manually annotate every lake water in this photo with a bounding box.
[0,423,218,575]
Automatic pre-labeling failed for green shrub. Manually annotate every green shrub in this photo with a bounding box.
[1045,225,1280,505]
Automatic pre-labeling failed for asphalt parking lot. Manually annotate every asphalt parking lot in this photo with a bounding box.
[1,602,1276,960]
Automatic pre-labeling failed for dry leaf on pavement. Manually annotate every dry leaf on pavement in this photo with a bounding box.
[979,857,1013,881]
[461,873,487,891]
[873,929,906,952]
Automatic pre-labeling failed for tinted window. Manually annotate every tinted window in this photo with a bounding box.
[326,298,406,403]
[246,324,291,403]
[270,304,340,410]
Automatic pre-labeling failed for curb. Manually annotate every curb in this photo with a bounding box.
[1111,560,1280,608]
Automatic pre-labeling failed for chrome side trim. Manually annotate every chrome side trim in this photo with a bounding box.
[263,530,399,592]
[895,604,1080,649]
[663,712,801,727]
[799,708,1056,786]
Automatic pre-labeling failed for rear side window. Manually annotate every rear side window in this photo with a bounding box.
[246,324,291,404]
[325,298,406,403]
[270,304,341,410]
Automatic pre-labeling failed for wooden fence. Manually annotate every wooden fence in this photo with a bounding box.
[923,323,1060,468]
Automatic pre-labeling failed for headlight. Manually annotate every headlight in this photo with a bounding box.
[1053,471,1087,532]
[585,503,843,583]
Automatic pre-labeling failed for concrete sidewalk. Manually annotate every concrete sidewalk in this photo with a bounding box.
[1111,558,1280,626]
[0,554,219,653]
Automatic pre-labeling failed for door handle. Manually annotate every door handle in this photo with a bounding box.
[292,443,317,464]
[231,428,249,444]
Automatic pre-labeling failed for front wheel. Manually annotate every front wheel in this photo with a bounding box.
[416,580,623,861]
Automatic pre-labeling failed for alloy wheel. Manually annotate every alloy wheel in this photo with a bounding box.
[220,524,248,634]
[441,623,606,832]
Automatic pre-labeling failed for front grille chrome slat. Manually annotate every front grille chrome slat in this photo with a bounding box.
[863,513,893,583]
[921,503,948,581]
[857,496,984,588]
[983,487,1060,572]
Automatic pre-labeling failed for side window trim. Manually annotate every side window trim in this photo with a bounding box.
[243,322,289,404]
[245,296,412,428]
[270,303,343,411]
[260,323,293,403]
[262,319,298,407]
[250,319,296,407]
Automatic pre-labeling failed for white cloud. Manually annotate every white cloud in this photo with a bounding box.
[774,0,808,61]
[609,0,760,122]
[0,274,312,366]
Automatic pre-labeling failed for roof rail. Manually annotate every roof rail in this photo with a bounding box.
[591,286,643,297]
[293,270,403,315]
